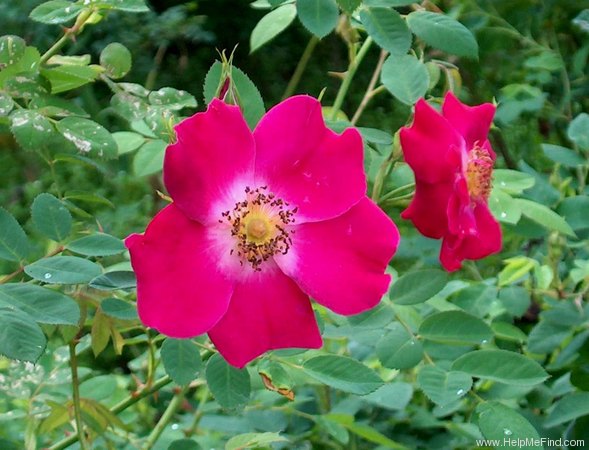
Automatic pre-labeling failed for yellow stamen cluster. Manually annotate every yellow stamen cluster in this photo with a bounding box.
[220,186,297,271]
[466,146,493,202]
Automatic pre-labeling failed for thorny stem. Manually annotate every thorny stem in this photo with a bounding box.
[145,43,169,91]
[39,10,93,65]
[143,386,188,450]
[69,341,89,450]
[371,149,402,202]
[186,386,210,437]
[378,182,416,204]
[48,375,173,450]
[351,49,388,125]
[330,37,373,121]
[282,36,319,100]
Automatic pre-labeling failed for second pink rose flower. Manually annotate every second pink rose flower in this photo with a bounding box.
[400,92,502,271]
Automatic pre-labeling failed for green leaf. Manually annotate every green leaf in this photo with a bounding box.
[41,65,100,94]
[0,284,79,325]
[360,382,413,411]
[376,323,423,369]
[0,307,46,362]
[498,256,536,286]
[148,87,197,110]
[203,62,266,128]
[112,131,145,154]
[297,0,339,39]
[133,139,167,176]
[67,233,125,256]
[419,310,493,345]
[205,353,251,408]
[168,439,202,450]
[544,392,589,427]
[95,0,150,12]
[381,54,429,105]
[30,1,83,24]
[568,113,589,150]
[56,117,118,159]
[303,355,383,395]
[477,402,541,449]
[233,68,266,129]
[491,322,527,343]
[488,188,521,224]
[0,92,14,116]
[451,349,549,386]
[161,338,202,386]
[390,269,448,305]
[337,0,361,14]
[0,47,41,88]
[225,432,288,450]
[360,7,411,55]
[250,4,297,53]
[0,35,26,66]
[327,414,408,449]
[364,0,414,5]
[527,321,570,354]
[557,196,589,231]
[498,286,531,317]
[0,207,30,262]
[417,366,471,406]
[25,256,102,284]
[101,298,137,321]
[515,199,575,237]
[542,144,585,167]
[492,169,535,194]
[202,61,222,105]
[89,271,136,290]
[406,11,478,59]
[357,127,393,145]
[10,110,55,152]
[29,94,89,118]
[111,92,148,121]
[31,193,72,241]
[100,42,132,79]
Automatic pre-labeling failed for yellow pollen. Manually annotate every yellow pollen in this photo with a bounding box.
[466,146,493,201]
[245,217,270,241]
[219,186,297,271]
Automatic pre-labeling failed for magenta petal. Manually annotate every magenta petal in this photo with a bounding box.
[442,92,496,149]
[208,270,322,368]
[253,95,366,222]
[164,99,255,224]
[276,197,399,315]
[440,202,502,271]
[401,180,454,239]
[125,204,234,337]
[400,98,464,184]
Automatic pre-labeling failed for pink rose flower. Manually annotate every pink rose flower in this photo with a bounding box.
[400,92,502,271]
[126,95,400,368]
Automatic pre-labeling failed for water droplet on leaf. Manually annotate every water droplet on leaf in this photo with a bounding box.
[44,273,52,279]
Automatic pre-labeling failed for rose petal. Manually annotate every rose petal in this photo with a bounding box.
[208,270,322,368]
[164,98,255,224]
[440,202,502,271]
[253,95,366,222]
[401,179,455,239]
[276,197,399,315]
[400,98,464,184]
[442,92,496,150]
[125,204,234,337]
